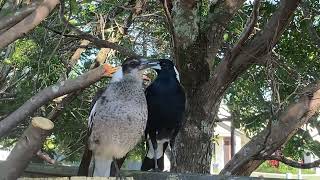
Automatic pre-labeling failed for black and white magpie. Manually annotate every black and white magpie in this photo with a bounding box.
[79,58,158,177]
[141,59,186,171]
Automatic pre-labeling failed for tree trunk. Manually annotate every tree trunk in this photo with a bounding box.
[171,0,245,173]
[0,117,54,180]
[172,0,300,173]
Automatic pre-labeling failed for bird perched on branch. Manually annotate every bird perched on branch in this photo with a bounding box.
[81,58,158,177]
[141,59,186,171]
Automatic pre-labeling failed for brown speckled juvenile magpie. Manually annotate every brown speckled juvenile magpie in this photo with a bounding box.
[82,58,158,177]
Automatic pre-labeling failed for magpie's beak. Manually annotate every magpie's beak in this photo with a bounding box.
[139,59,160,70]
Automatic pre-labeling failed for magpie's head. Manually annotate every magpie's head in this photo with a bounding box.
[111,57,159,82]
[152,59,180,82]
[152,59,174,72]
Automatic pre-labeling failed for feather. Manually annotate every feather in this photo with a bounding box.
[93,158,112,177]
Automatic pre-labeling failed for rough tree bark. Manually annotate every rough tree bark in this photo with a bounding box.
[171,0,300,173]
[220,82,320,175]
[0,0,60,49]
[0,1,41,31]
[0,117,54,180]
[171,0,245,173]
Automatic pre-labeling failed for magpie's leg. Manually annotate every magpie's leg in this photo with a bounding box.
[170,139,177,167]
[150,136,159,170]
[113,157,123,180]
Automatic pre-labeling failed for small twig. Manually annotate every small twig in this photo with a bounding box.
[59,0,139,58]
[261,155,320,169]
[36,150,55,164]
[301,1,320,48]
[227,0,261,63]
[41,25,78,38]
[161,0,178,63]
[58,144,84,162]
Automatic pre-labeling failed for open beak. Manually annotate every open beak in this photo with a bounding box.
[103,64,119,77]
[139,58,160,70]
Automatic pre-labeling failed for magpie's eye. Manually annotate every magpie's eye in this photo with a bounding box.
[129,60,138,66]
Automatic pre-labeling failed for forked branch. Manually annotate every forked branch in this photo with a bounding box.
[0,0,59,49]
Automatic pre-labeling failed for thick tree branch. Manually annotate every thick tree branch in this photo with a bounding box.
[0,117,54,180]
[260,155,320,169]
[0,1,41,31]
[174,0,246,91]
[220,80,320,175]
[203,0,246,70]
[0,64,116,138]
[0,0,59,49]
[200,0,300,117]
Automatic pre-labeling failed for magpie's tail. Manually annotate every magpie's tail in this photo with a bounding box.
[93,157,113,177]
[92,156,127,177]
[110,156,127,176]
[141,156,165,171]
[78,142,92,176]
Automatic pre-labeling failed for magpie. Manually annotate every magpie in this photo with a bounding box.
[78,87,126,177]
[81,58,158,177]
[141,59,186,171]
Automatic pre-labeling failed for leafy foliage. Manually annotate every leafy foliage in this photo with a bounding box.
[0,0,319,169]
[225,0,320,161]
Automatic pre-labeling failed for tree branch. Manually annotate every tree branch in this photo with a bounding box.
[36,150,56,164]
[59,0,139,58]
[0,0,60,49]
[161,0,176,56]
[200,0,300,117]
[40,24,79,38]
[126,0,147,33]
[0,64,116,138]
[220,80,320,175]
[301,1,320,48]
[203,0,246,70]
[229,0,261,60]
[0,117,54,179]
[0,1,41,31]
[307,22,320,48]
[261,155,320,169]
